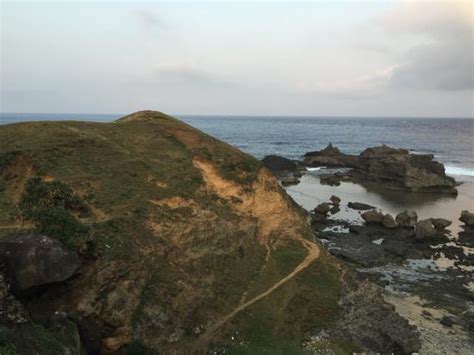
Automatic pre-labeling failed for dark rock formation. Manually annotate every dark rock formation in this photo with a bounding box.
[431,218,452,231]
[304,143,359,167]
[348,202,375,211]
[459,210,474,227]
[0,233,81,292]
[280,176,300,186]
[396,210,418,229]
[361,210,384,225]
[314,203,332,215]
[336,281,421,354]
[382,214,397,229]
[261,155,297,172]
[330,195,341,206]
[415,219,436,240]
[303,144,457,194]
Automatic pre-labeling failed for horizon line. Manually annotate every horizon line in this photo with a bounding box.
[1,112,473,120]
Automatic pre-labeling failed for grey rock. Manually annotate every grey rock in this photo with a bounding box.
[280,176,300,186]
[396,210,418,229]
[431,218,452,231]
[416,219,436,240]
[347,202,375,211]
[0,233,81,292]
[459,210,474,227]
[314,203,332,215]
[330,195,341,206]
[440,316,455,327]
[361,210,384,225]
[382,214,397,229]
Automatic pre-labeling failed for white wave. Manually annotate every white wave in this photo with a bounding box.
[445,166,474,176]
[306,167,326,172]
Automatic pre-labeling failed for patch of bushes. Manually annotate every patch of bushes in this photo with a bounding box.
[18,177,90,249]
[19,177,89,215]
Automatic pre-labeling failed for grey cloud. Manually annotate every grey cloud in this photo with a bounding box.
[381,3,473,91]
[151,64,237,88]
[136,9,166,30]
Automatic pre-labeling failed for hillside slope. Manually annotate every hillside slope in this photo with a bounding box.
[0,111,417,354]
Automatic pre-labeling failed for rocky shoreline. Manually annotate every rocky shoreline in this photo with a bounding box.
[265,145,474,354]
[263,143,459,194]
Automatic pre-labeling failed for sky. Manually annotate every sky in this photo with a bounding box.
[1,0,473,117]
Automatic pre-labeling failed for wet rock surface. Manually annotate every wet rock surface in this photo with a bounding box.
[310,198,473,342]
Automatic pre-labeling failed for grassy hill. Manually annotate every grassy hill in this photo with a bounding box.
[0,111,406,354]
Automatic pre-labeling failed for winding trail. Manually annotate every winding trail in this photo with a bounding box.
[194,236,320,350]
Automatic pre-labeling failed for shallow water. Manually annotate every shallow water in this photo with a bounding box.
[285,170,474,234]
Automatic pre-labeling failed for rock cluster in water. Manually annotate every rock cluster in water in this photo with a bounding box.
[305,144,458,193]
[263,144,458,194]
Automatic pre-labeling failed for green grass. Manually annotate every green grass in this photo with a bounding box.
[0,111,346,354]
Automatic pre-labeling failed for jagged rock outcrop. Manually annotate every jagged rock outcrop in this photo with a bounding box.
[303,144,457,194]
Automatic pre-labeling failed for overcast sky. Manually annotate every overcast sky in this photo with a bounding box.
[1,1,473,117]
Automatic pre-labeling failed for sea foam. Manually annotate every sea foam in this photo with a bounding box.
[445,166,474,176]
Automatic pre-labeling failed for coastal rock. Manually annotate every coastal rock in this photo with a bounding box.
[319,174,342,186]
[314,203,332,215]
[382,214,397,229]
[280,176,300,186]
[347,202,375,211]
[396,210,418,229]
[261,155,297,172]
[356,145,457,194]
[336,281,421,354]
[361,210,384,225]
[330,195,341,206]
[0,233,81,292]
[304,143,359,167]
[459,210,474,227]
[415,219,436,240]
[431,218,452,231]
[303,144,457,193]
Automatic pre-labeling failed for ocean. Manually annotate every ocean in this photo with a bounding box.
[2,113,473,178]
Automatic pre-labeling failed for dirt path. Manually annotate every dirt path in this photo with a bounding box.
[195,236,320,350]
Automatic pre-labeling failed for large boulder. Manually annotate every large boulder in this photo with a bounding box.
[431,218,452,231]
[396,210,418,229]
[382,214,397,229]
[415,219,436,240]
[361,210,384,225]
[0,233,81,292]
[459,210,474,227]
[261,155,297,172]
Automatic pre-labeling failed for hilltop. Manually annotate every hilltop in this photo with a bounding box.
[0,111,418,354]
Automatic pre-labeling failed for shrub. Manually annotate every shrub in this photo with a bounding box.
[32,207,89,249]
[18,177,90,249]
[19,177,88,216]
